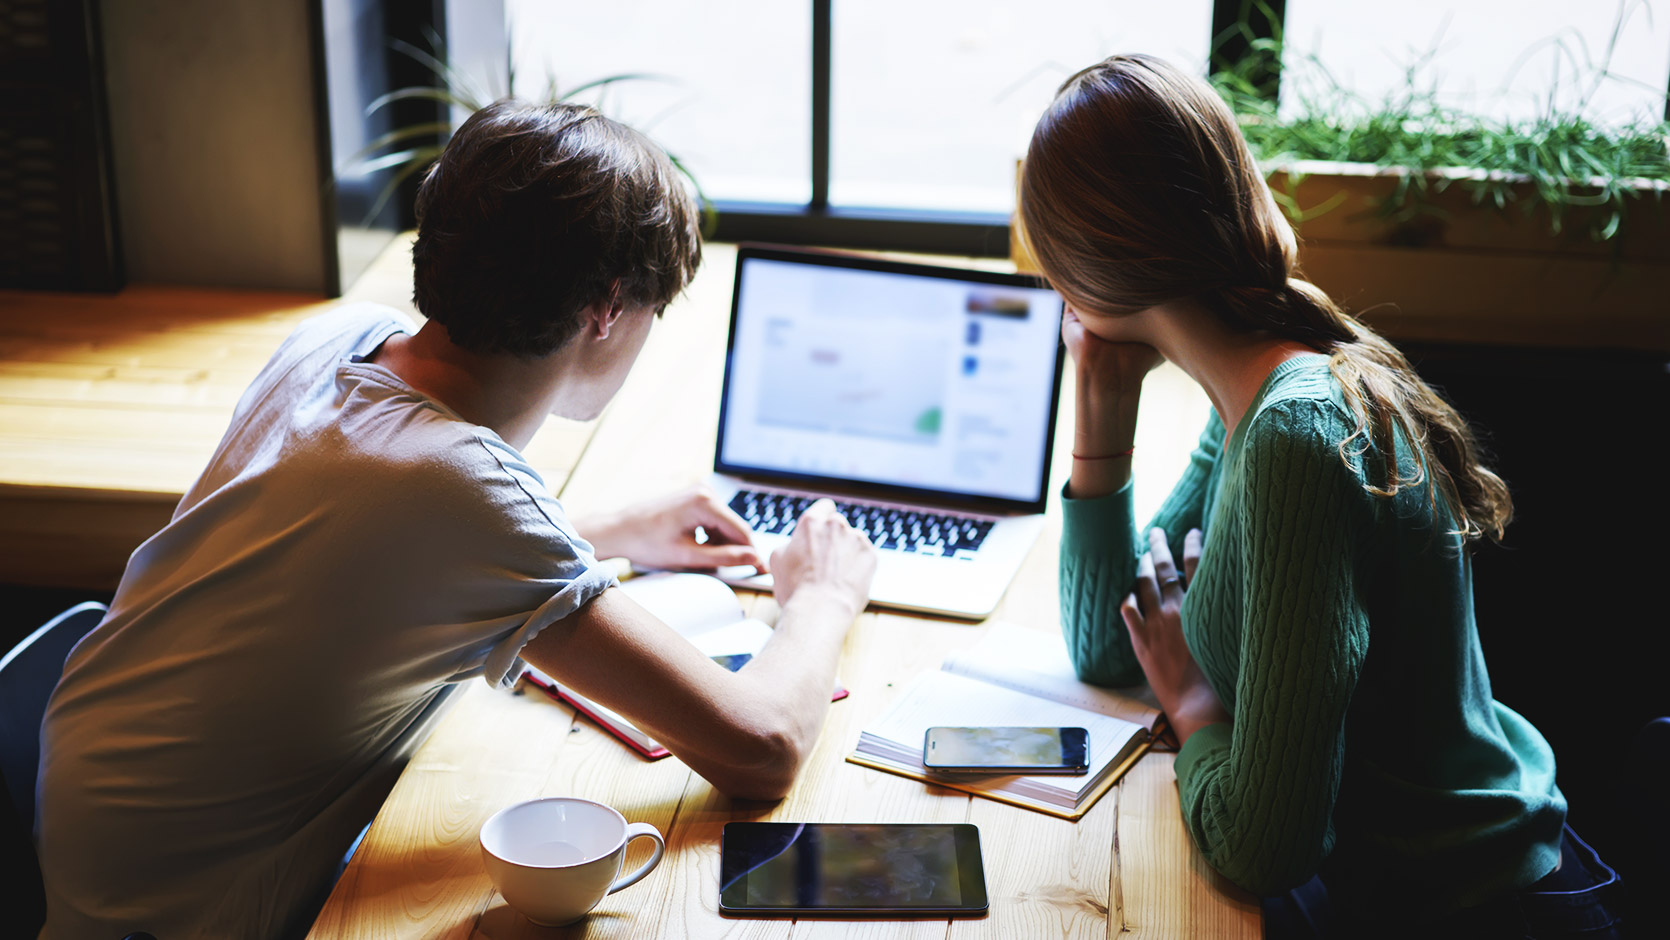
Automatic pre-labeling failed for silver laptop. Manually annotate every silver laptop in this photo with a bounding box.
[708,245,1066,620]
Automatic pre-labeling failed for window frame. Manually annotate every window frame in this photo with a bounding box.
[710,0,1269,255]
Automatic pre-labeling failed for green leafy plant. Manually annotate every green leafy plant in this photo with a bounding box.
[1209,1,1670,242]
[345,30,713,232]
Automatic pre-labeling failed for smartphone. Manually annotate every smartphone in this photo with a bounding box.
[710,652,752,672]
[922,726,1090,774]
[719,822,988,915]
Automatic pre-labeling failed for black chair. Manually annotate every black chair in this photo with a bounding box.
[1624,716,1670,936]
[0,601,107,936]
[0,601,107,834]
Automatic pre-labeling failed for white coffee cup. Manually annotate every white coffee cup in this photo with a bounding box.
[479,797,666,926]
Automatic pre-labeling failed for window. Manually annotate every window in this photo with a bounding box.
[508,0,811,204]
[501,1,1669,254]
[830,0,1211,214]
[1280,0,1670,127]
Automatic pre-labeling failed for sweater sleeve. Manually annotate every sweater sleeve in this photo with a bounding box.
[1173,399,1371,896]
[1059,410,1225,687]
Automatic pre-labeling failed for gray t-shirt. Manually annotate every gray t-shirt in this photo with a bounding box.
[37,305,616,940]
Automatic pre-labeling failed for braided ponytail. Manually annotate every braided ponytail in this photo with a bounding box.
[1021,54,1512,541]
[1280,276,1511,540]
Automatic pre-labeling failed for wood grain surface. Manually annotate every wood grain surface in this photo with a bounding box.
[0,234,594,588]
[0,234,1256,937]
[302,244,1256,939]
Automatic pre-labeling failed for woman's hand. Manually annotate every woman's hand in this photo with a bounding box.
[1063,307,1164,499]
[1062,306,1164,396]
[575,486,766,572]
[1123,528,1230,746]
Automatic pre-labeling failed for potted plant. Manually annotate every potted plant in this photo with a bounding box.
[347,31,713,233]
[1213,19,1670,351]
[1014,16,1670,352]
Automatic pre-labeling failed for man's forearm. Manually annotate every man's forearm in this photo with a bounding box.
[736,588,862,777]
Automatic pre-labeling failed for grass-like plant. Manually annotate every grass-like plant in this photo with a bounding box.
[1210,1,1670,242]
[345,30,712,231]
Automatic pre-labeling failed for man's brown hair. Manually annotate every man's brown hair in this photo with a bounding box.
[412,100,702,357]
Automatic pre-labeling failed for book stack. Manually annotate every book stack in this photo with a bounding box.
[849,622,1162,818]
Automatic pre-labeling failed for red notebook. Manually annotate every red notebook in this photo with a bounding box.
[521,572,848,761]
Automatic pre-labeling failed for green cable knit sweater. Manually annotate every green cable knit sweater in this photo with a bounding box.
[1060,355,1565,914]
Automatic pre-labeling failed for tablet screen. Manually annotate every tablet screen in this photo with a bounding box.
[719,822,987,914]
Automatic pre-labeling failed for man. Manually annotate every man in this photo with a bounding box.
[36,101,875,939]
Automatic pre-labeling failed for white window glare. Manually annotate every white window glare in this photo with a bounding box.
[503,2,1666,217]
[506,0,812,205]
[831,0,1214,214]
[1280,0,1670,128]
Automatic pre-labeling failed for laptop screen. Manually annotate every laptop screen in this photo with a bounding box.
[715,246,1065,512]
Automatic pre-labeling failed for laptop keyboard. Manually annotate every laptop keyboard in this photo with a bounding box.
[728,489,994,558]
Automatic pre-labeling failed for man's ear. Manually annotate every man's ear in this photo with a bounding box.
[591,280,626,340]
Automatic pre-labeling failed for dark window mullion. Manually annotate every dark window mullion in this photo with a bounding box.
[811,0,832,210]
[1211,0,1286,99]
[721,0,1260,256]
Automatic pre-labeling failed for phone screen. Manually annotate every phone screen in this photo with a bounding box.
[922,726,1089,773]
[711,653,752,672]
[719,822,987,914]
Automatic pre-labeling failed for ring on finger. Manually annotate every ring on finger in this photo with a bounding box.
[1160,575,1184,589]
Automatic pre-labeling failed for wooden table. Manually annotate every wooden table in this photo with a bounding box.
[0,235,594,589]
[305,244,1259,939]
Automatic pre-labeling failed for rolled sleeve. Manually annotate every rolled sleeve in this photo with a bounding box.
[460,434,622,688]
[483,562,618,688]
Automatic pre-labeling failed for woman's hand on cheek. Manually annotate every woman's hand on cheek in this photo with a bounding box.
[1123,528,1229,746]
[1064,305,1157,499]
[1062,306,1163,396]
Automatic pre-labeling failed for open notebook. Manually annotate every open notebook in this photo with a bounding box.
[522,572,845,759]
[849,622,1163,818]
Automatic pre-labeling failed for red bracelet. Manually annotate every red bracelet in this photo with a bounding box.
[1072,447,1135,460]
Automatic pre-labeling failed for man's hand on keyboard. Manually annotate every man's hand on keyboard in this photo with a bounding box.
[729,489,994,558]
[768,499,876,619]
[573,485,768,573]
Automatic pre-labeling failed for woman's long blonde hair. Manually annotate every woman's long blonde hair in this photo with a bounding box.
[1020,54,1511,541]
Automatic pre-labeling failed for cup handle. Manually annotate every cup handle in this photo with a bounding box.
[607,822,665,895]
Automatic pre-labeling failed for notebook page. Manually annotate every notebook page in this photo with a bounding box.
[941,622,1160,729]
[860,671,1145,799]
[556,689,660,751]
[688,619,775,658]
[617,572,746,638]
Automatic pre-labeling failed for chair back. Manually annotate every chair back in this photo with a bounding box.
[1629,719,1670,860]
[0,602,107,833]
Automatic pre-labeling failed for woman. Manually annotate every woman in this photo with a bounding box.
[1021,55,1621,938]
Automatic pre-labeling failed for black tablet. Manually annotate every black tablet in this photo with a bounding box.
[719,822,988,916]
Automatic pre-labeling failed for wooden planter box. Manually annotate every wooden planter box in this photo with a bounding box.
[1270,160,1669,351]
[1013,159,1669,351]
